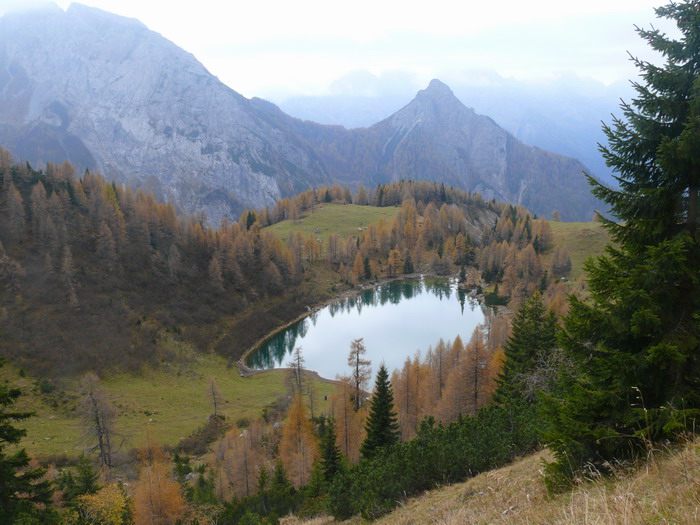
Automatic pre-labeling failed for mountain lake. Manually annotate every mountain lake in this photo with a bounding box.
[246,277,486,380]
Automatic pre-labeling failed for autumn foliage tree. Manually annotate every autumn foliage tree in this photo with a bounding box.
[328,378,367,464]
[346,338,371,411]
[436,327,494,420]
[0,155,312,377]
[133,436,186,525]
[389,329,503,438]
[278,391,317,488]
[75,483,130,525]
[210,423,269,501]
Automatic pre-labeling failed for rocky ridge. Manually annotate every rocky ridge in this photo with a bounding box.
[0,3,332,224]
[0,4,600,222]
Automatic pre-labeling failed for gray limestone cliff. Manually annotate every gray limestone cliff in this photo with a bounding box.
[0,3,332,224]
[0,4,601,223]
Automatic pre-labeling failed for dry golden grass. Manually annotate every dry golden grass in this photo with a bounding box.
[374,439,700,525]
[281,517,336,525]
[290,437,700,524]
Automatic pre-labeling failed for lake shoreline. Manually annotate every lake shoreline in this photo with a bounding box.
[236,271,485,380]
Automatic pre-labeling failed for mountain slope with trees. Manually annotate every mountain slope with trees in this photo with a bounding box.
[0,3,335,226]
[0,4,600,223]
[0,154,516,378]
[254,81,600,221]
[2,1,696,522]
[215,2,700,520]
[0,153,313,377]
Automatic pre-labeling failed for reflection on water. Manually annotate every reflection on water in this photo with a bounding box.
[247,278,484,378]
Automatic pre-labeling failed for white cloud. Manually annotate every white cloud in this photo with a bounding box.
[37,0,679,98]
[0,0,56,15]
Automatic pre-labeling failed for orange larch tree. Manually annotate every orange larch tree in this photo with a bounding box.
[278,391,317,488]
[133,436,186,525]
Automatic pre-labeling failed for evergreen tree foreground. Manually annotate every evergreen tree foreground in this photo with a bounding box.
[0,359,56,523]
[493,293,558,405]
[543,0,700,487]
[360,364,400,459]
[320,418,344,483]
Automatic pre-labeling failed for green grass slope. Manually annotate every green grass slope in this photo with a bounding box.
[265,203,400,243]
[548,220,611,279]
[2,350,335,459]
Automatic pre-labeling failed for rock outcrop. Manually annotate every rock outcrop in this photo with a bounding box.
[0,3,332,225]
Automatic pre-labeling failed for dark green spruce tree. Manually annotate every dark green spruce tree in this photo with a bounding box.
[57,454,100,507]
[360,364,400,459]
[0,359,56,523]
[543,0,700,487]
[320,418,344,483]
[492,293,558,405]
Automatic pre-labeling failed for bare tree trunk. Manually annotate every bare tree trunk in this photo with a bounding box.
[80,373,116,474]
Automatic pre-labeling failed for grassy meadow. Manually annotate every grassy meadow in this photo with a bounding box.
[548,220,610,279]
[266,203,401,243]
[3,207,613,461]
[2,351,335,459]
[266,204,610,283]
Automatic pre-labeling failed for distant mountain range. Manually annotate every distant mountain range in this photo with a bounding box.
[276,71,631,189]
[0,3,601,222]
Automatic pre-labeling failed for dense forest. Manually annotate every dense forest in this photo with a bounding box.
[0,155,304,376]
[0,151,572,379]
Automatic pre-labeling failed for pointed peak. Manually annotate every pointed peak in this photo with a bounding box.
[412,79,463,109]
[422,79,454,97]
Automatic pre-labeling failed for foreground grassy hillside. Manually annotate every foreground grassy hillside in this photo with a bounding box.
[283,437,700,524]
[1,350,335,458]
[265,203,401,243]
[548,220,610,279]
[374,440,700,524]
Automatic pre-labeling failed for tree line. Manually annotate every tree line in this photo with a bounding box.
[0,152,573,377]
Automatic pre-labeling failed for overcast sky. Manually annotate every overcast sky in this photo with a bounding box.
[0,0,676,100]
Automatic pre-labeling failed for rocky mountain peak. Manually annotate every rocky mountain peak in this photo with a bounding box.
[383,79,477,137]
[0,4,336,225]
[415,79,466,107]
[404,78,476,122]
[423,78,454,97]
[66,2,147,30]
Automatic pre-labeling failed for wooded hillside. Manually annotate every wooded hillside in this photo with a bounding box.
[0,152,306,376]
[1,152,575,378]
